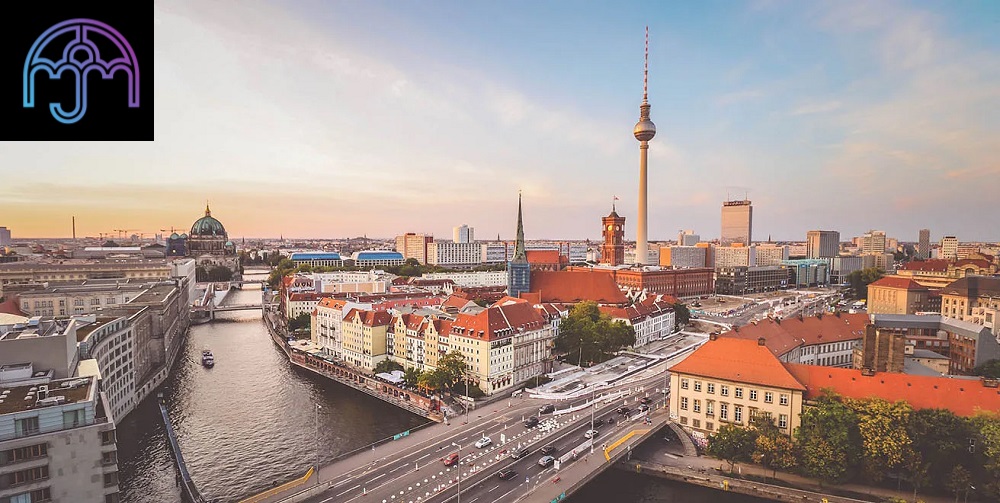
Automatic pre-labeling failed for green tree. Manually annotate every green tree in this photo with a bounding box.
[707,424,759,473]
[907,408,974,491]
[753,434,796,480]
[971,412,1000,499]
[846,267,884,299]
[555,301,636,366]
[946,465,971,503]
[288,313,311,332]
[374,360,404,374]
[436,351,469,388]
[904,450,931,501]
[850,398,913,483]
[972,359,1000,378]
[796,392,862,484]
[403,367,422,387]
[673,302,691,327]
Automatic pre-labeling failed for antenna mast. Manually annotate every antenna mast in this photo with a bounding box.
[643,26,649,103]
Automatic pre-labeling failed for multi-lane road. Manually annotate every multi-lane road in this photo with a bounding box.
[300,361,679,503]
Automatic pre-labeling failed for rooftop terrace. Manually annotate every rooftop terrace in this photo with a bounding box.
[0,376,94,415]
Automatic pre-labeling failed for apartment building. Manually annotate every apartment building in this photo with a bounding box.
[395,234,433,264]
[421,271,507,288]
[866,276,933,315]
[340,309,392,370]
[0,260,174,296]
[427,241,482,268]
[17,280,148,318]
[599,297,675,347]
[754,244,789,267]
[0,374,119,503]
[806,230,840,258]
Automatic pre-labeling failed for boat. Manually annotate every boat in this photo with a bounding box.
[202,349,215,368]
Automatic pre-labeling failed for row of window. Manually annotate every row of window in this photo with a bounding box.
[0,443,47,466]
[0,465,48,489]
[680,379,789,405]
[678,412,788,430]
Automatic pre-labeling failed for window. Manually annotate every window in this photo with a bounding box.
[719,402,729,420]
[680,397,688,410]
[779,394,789,406]
[764,392,773,404]
[693,399,701,413]
[734,387,743,399]
[102,451,118,466]
[3,465,49,487]
[749,407,758,420]
[0,444,47,466]
[720,385,729,397]
[749,389,758,401]
[3,488,50,503]
[692,419,700,428]
[706,383,715,394]
[14,417,39,437]
[680,416,688,425]
[778,414,788,429]
[63,409,85,429]
[734,405,743,423]
[706,422,714,431]
[106,492,122,503]
[693,381,702,392]
[103,471,119,487]
[706,401,714,417]
[101,430,116,446]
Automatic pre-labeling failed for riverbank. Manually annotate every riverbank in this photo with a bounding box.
[262,309,444,421]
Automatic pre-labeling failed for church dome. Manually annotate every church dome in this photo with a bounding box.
[170,232,180,240]
[190,204,227,237]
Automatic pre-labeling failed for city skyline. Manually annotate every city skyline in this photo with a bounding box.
[2,0,999,241]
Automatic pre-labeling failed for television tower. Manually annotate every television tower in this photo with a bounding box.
[633,26,656,265]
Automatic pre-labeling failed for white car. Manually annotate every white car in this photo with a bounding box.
[584,429,599,439]
[475,437,492,449]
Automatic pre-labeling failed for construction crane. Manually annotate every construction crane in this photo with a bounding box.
[160,227,185,234]
[113,228,139,240]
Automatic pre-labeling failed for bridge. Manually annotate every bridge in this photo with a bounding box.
[237,359,679,503]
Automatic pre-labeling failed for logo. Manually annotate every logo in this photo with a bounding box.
[23,19,139,124]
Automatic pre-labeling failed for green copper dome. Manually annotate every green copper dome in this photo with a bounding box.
[190,204,227,237]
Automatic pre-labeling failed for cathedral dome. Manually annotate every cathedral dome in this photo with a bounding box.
[190,204,227,237]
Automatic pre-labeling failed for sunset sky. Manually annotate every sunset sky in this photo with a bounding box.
[2,0,998,242]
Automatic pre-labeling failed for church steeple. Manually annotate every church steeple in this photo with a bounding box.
[205,201,212,217]
[512,192,527,262]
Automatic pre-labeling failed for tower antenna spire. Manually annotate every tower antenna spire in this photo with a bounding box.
[643,26,649,103]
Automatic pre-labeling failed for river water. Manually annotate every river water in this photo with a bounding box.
[117,275,763,503]
[117,277,428,502]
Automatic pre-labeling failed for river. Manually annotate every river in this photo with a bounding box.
[117,276,429,502]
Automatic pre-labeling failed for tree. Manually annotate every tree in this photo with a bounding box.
[288,313,311,332]
[753,434,796,480]
[707,424,759,473]
[907,408,974,491]
[555,301,636,366]
[946,465,971,503]
[849,398,913,483]
[971,412,1000,499]
[673,302,690,327]
[436,351,469,389]
[846,267,884,299]
[904,450,930,501]
[374,360,404,374]
[972,359,1000,378]
[403,367,422,387]
[796,392,862,484]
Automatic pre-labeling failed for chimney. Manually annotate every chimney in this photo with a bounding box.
[709,333,718,341]
[983,377,999,388]
[860,368,876,377]
[757,337,766,346]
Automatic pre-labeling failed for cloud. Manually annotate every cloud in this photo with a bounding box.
[789,101,841,116]
[714,89,764,107]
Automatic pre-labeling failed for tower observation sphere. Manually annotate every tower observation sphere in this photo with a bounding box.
[634,113,656,142]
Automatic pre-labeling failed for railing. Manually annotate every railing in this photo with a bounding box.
[158,396,206,503]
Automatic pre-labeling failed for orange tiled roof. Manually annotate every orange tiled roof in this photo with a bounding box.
[954,258,992,269]
[869,276,928,290]
[449,302,546,342]
[528,270,628,305]
[518,292,542,304]
[784,364,1000,417]
[669,337,806,390]
[0,296,26,316]
[345,308,393,327]
[898,259,948,272]
[491,296,528,307]
[318,298,348,309]
[442,294,475,309]
[526,249,560,264]
[720,313,869,358]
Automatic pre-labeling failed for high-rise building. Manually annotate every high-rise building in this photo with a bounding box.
[632,27,656,265]
[394,233,433,264]
[806,230,840,258]
[0,227,10,247]
[677,230,699,246]
[720,200,753,246]
[507,194,531,298]
[453,225,474,244]
[940,236,959,260]
[755,244,789,266]
[600,205,625,266]
[917,229,930,259]
[861,230,887,255]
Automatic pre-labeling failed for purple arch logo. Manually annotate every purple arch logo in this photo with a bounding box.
[23,18,139,124]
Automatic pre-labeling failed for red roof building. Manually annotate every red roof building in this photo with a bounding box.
[720,313,869,367]
[867,276,933,315]
[525,270,628,305]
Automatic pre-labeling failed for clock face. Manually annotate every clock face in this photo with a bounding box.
[607,225,614,231]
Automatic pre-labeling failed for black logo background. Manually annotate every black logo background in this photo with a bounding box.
[0,2,153,140]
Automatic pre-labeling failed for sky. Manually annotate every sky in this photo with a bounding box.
[2,0,999,242]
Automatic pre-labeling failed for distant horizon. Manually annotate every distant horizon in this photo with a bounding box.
[2,1,998,241]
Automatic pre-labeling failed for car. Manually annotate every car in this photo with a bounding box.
[539,404,555,414]
[537,455,555,467]
[592,418,605,427]
[443,453,459,466]
[497,469,517,480]
[523,416,539,428]
[510,447,529,459]
[638,404,650,412]
[540,445,556,455]
[617,407,631,415]
[584,429,599,439]
[475,437,492,449]
[640,397,652,405]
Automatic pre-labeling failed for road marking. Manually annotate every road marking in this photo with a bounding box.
[337,485,360,497]
[488,485,500,492]
[492,487,519,503]
[390,465,407,473]
[333,479,351,488]
[321,498,333,503]
[368,474,386,483]
[416,453,431,462]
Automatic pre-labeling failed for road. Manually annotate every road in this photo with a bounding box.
[300,358,681,503]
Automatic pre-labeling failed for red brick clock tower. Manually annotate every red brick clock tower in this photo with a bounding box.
[600,203,626,266]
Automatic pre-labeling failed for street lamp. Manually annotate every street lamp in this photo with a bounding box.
[464,373,470,425]
[314,403,322,471]
[578,338,584,368]
[590,387,596,454]
[451,442,463,503]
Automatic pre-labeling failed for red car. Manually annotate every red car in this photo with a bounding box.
[442,453,459,466]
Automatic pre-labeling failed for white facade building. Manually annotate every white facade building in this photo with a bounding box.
[75,316,136,423]
[714,246,756,269]
[754,244,789,267]
[421,271,507,288]
[427,241,482,267]
[453,225,474,244]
